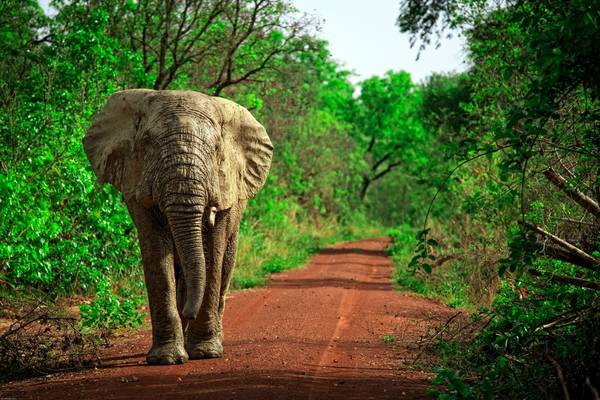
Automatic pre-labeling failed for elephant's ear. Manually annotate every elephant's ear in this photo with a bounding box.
[215,100,273,210]
[83,89,152,200]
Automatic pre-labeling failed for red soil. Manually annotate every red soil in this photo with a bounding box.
[1,238,460,400]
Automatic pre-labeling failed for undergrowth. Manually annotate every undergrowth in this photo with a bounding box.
[388,221,500,310]
[428,278,599,400]
[0,298,101,383]
[232,176,381,289]
[389,223,600,398]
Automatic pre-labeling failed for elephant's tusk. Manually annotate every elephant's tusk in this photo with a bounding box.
[209,207,217,227]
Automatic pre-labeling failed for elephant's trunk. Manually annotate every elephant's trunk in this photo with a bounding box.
[166,207,205,320]
[157,125,213,320]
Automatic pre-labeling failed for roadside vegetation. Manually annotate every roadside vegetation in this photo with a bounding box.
[1,0,598,397]
[387,1,600,398]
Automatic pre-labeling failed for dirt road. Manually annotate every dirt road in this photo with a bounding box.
[1,238,459,400]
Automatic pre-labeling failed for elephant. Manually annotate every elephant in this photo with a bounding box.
[83,89,273,365]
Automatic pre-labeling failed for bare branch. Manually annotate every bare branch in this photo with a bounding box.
[527,269,600,291]
[586,378,600,400]
[547,355,571,400]
[557,218,595,226]
[543,167,600,218]
[523,222,600,270]
[535,242,598,271]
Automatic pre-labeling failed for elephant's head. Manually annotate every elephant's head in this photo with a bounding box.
[83,89,273,320]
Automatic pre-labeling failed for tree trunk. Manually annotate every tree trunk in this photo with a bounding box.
[359,176,371,201]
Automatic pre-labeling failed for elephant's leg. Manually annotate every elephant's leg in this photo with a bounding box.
[217,229,239,329]
[185,210,228,359]
[126,201,188,365]
[217,201,246,340]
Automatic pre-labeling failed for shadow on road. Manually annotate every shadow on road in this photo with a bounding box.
[318,247,388,257]
[3,369,432,400]
[269,277,392,291]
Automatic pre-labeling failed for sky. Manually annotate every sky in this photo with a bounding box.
[38,0,468,84]
[293,0,468,83]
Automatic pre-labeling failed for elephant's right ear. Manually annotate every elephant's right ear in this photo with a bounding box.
[83,89,151,200]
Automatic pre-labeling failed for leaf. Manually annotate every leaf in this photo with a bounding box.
[422,263,433,274]
[498,263,508,277]
[427,238,439,247]
[416,228,431,240]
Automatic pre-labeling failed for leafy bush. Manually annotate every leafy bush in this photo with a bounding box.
[429,275,599,399]
[394,1,600,397]
[79,277,144,333]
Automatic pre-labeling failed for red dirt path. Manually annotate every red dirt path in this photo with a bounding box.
[1,238,459,400]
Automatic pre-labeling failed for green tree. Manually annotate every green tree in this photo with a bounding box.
[353,70,427,201]
[259,40,362,219]
[52,0,317,93]
[420,72,470,151]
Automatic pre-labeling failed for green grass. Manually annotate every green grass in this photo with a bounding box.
[382,335,396,343]
[387,223,501,311]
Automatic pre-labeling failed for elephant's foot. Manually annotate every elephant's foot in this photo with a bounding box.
[147,342,189,365]
[185,336,223,359]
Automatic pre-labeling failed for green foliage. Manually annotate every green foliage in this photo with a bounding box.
[353,70,429,203]
[233,173,381,290]
[360,72,471,227]
[260,234,320,274]
[0,1,140,303]
[389,224,470,309]
[397,0,600,397]
[420,72,471,157]
[498,225,538,277]
[382,335,396,343]
[429,276,600,399]
[80,277,144,332]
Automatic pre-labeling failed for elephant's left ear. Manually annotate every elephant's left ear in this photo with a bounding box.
[215,101,273,210]
[236,108,273,199]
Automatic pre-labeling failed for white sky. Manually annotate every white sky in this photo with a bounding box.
[38,0,468,83]
[293,0,468,83]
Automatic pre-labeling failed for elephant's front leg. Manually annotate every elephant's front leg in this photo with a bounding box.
[185,210,228,359]
[127,202,188,365]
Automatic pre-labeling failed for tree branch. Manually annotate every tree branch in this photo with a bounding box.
[527,269,600,291]
[547,355,571,400]
[536,242,598,271]
[543,167,600,218]
[372,160,404,182]
[523,222,600,270]
[211,36,300,95]
[422,144,512,229]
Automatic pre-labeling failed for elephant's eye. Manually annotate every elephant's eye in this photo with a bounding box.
[139,130,155,147]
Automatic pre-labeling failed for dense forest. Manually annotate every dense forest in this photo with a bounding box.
[0,0,598,398]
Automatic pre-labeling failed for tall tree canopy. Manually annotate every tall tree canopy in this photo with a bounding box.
[353,70,427,200]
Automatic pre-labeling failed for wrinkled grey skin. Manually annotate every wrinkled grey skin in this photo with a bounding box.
[83,89,273,365]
